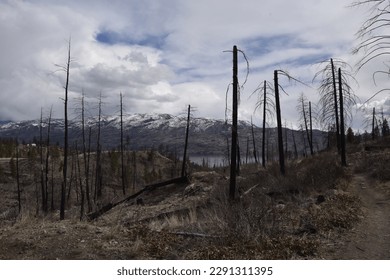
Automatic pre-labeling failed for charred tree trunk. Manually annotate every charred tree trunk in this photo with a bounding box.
[309,101,314,155]
[39,109,45,213]
[246,137,249,164]
[43,108,52,213]
[181,105,191,177]
[75,143,85,221]
[274,70,285,175]
[229,45,238,200]
[331,58,341,151]
[291,128,298,159]
[251,117,258,164]
[338,68,347,167]
[16,143,21,213]
[372,107,376,140]
[120,92,126,195]
[132,151,137,191]
[61,39,71,220]
[51,159,54,211]
[262,81,267,168]
[302,99,314,156]
[226,137,230,166]
[237,138,240,176]
[81,92,92,212]
[284,122,288,157]
[95,94,103,199]
[38,109,48,214]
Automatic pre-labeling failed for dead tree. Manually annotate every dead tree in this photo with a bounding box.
[39,109,46,213]
[60,39,71,220]
[120,92,126,195]
[372,107,377,140]
[95,93,103,200]
[291,124,298,159]
[81,91,92,212]
[252,80,275,168]
[338,68,347,167]
[43,107,52,213]
[314,58,358,151]
[250,117,258,164]
[15,142,21,213]
[297,93,314,155]
[181,105,191,177]
[75,142,85,220]
[229,46,238,200]
[353,0,390,104]
[274,70,285,175]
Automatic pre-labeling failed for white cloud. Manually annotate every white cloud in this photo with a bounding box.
[0,0,388,133]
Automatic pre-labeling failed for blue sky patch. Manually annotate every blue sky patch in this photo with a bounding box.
[95,30,168,49]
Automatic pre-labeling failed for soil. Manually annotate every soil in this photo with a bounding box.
[324,173,390,259]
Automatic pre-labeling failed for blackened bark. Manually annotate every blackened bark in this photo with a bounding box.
[229,46,238,200]
[274,70,285,175]
[181,105,191,177]
[331,59,341,151]
[338,68,347,166]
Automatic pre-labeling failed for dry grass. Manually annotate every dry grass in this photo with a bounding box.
[0,146,373,259]
[354,150,390,181]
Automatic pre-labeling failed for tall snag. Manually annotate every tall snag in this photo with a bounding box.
[314,58,357,151]
[297,93,314,156]
[274,70,285,175]
[95,93,103,199]
[338,68,347,167]
[229,46,238,200]
[120,92,126,195]
[251,80,275,168]
[44,107,52,214]
[81,91,92,212]
[60,39,71,220]
[181,105,191,177]
[250,117,258,164]
[15,141,21,213]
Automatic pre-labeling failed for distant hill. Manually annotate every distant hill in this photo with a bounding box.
[0,113,327,157]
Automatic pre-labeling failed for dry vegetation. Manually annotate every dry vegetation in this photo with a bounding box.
[0,139,389,259]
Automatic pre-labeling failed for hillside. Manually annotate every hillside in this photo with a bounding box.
[0,113,327,158]
[0,137,389,259]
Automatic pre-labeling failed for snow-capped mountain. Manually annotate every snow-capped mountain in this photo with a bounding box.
[0,113,327,157]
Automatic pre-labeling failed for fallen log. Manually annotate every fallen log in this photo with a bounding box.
[170,231,223,238]
[87,176,189,220]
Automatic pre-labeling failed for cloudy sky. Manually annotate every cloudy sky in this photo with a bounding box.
[1,0,389,130]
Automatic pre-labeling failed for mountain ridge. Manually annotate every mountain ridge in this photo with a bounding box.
[0,113,327,157]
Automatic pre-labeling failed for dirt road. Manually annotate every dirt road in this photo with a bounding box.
[329,173,390,259]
